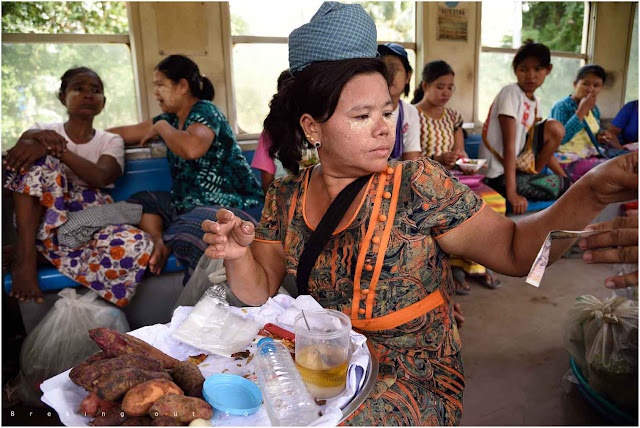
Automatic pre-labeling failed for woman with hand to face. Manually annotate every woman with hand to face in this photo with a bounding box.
[201,3,638,425]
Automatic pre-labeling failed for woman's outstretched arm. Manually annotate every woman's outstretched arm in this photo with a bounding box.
[438,153,638,277]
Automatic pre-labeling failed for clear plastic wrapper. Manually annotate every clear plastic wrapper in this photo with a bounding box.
[171,284,261,357]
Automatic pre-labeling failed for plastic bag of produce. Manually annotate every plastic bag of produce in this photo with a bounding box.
[16,288,129,406]
[564,295,638,411]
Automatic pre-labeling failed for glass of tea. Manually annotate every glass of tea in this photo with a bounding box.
[293,310,351,399]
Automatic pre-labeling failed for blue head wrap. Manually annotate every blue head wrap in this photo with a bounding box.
[288,2,378,75]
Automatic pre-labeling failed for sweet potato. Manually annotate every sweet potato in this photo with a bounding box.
[152,416,184,426]
[78,392,118,417]
[149,395,213,424]
[121,416,153,426]
[94,368,171,402]
[87,351,112,362]
[171,362,205,398]
[72,353,164,390]
[123,379,184,416]
[89,328,179,369]
[89,405,127,426]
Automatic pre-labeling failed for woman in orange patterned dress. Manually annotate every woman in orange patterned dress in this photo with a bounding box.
[201,3,638,426]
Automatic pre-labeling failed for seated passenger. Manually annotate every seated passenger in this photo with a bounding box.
[412,60,467,166]
[413,60,503,293]
[601,100,639,147]
[376,43,421,161]
[549,65,628,181]
[479,41,571,215]
[109,55,263,282]
[251,70,292,194]
[3,67,153,305]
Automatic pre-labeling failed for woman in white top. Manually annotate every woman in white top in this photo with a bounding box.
[377,43,421,161]
[4,67,153,305]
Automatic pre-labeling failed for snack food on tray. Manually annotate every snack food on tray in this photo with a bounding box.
[122,379,184,416]
[455,158,487,173]
[89,328,180,369]
[149,395,213,424]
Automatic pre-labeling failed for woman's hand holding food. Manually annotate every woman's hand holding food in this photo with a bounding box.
[434,151,459,168]
[202,209,255,260]
[580,216,638,288]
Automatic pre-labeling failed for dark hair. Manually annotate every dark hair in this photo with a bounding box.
[377,45,413,97]
[58,67,104,101]
[264,58,390,173]
[277,69,293,91]
[575,64,607,84]
[410,60,454,104]
[512,41,551,72]
[155,55,214,101]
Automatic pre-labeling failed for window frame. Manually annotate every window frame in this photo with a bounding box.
[226,5,418,141]
[1,3,143,123]
[475,1,593,124]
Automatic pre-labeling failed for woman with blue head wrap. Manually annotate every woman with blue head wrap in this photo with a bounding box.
[202,2,638,425]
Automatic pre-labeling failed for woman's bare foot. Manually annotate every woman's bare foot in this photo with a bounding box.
[10,257,43,303]
[149,237,171,275]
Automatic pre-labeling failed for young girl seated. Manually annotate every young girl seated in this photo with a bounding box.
[479,42,571,214]
[376,43,421,161]
[550,65,627,181]
[413,60,504,292]
[109,55,262,282]
[412,60,467,166]
[3,67,153,305]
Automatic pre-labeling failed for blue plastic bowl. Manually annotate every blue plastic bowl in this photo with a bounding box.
[202,374,263,416]
[570,357,637,425]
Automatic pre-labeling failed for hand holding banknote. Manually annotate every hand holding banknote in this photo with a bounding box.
[579,216,638,289]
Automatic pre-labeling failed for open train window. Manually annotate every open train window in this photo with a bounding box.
[1,2,139,151]
[229,1,416,138]
[477,1,589,122]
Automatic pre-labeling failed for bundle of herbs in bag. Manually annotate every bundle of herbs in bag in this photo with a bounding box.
[564,295,638,413]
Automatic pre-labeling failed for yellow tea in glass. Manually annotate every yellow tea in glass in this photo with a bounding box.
[294,310,351,399]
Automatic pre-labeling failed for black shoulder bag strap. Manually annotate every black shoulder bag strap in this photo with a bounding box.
[296,173,373,295]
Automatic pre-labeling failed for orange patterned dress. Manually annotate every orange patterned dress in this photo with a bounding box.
[255,158,485,426]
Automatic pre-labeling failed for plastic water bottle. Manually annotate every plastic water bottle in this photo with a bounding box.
[254,338,319,426]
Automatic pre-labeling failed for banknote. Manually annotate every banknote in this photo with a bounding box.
[526,229,609,287]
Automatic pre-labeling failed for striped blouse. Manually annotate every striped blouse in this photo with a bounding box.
[418,106,463,158]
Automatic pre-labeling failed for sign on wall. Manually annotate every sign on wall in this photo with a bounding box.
[437,2,468,41]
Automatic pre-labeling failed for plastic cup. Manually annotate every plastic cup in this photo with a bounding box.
[293,310,351,399]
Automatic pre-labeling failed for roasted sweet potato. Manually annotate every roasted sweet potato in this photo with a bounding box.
[151,416,184,426]
[72,353,164,390]
[94,368,171,402]
[89,328,179,369]
[123,379,184,416]
[87,351,112,362]
[149,395,213,424]
[121,416,153,426]
[171,362,205,398]
[89,405,127,426]
[78,392,118,417]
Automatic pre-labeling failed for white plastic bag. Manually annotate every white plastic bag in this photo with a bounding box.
[17,288,129,406]
[171,284,261,357]
[564,295,638,411]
